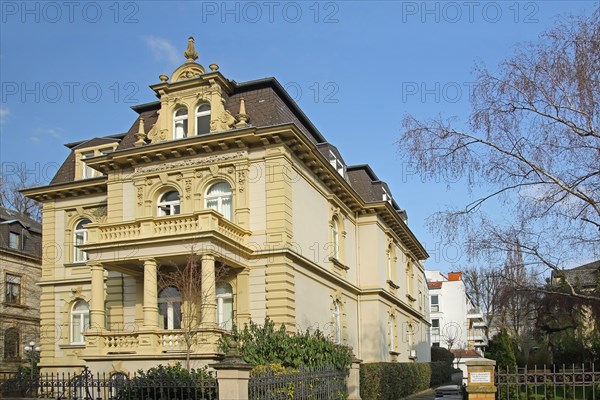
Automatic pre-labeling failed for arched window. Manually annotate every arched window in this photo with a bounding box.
[205,182,232,220]
[388,315,396,352]
[158,286,181,330]
[158,191,181,216]
[332,301,342,344]
[331,218,339,259]
[74,219,91,263]
[71,300,90,344]
[196,103,211,135]
[173,107,188,139]
[3,328,19,360]
[387,244,393,280]
[216,282,233,330]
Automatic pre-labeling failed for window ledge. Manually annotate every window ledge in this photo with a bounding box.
[386,280,400,289]
[64,262,87,268]
[329,257,349,271]
[59,344,86,349]
[2,302,28,309]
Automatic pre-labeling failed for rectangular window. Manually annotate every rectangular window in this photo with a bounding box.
[8,232,20,249]
[433,342,440,347]
[5,274,21,304]
[432,318,440,335]
[431,295,439,312]
[81,151,95,179]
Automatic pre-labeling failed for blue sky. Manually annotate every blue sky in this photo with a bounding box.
[0,0,596,272]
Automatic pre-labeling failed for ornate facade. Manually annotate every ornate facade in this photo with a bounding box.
[24,37,431,373]
[0,207,42,371]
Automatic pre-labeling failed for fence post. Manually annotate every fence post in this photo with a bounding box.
[348,355,362,400]
[210,339,253,400]
[465,358,496,400]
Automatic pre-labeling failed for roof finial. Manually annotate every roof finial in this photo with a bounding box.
[134,118,147,147]
[184,36,199,63]
[235,98,250,128]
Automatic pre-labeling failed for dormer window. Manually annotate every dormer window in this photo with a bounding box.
[382,187,392,204]
[81,151,95,179]
[174,107,188,139]
[158,191,181,216]
[196,103,211,135]
[329,150,344,176]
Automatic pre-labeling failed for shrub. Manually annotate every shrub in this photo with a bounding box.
[431,346,454,364]
[360,363,431,400]
[219,318,353,370]
[114,363,216,400]
[430,361,453,386]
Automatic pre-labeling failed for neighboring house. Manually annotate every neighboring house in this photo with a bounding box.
[426,271,487,352]
[551,259,600,334]
[0,207,42,371]
[22,37,431,373]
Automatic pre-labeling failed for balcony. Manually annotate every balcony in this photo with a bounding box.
[86,210,251,248]
[84,327,225,358]
[467,307,484,319]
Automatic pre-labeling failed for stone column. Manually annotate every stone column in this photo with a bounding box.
[142,258,159,328]
[89,262,105,329]
[348,355,362,400]
[201,253,217,326]
[466,358,497,400]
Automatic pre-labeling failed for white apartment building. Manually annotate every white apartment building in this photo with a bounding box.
[425,271,488,352]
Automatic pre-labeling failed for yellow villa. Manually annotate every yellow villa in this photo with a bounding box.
[23,37,431,373]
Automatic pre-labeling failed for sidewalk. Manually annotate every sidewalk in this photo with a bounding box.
[403,388,436,400]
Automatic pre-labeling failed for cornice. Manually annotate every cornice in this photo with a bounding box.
[20,178,107,202]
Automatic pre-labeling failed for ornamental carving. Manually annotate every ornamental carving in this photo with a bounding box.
[211,109,236,132]
[137,186,144,206]
[134,151,247,174]
[184,179,192,199]
[238,169,247,193]
[89,206,108,223]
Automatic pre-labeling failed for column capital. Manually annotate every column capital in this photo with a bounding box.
[87,261,104,269]
[200,252,216,262]
[140,257,157,265]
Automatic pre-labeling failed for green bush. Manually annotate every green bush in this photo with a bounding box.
[430,361,453,386]
[219,318,353,370]
[431,347,454,364]
[115,363,216,400]
[360,363,431,400]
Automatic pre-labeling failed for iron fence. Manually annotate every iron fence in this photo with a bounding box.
[0,367,218,400]
[496,364,600,400]
[248,365,348,400]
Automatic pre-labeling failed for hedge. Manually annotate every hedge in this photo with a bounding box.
[429,361,453,387]
[360,362,431,400]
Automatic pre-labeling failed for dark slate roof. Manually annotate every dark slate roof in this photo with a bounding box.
[560,260,600,288]
[0,207,42,233]
[50,77,329,185]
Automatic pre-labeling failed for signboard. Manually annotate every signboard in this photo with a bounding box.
[470,372,491,384]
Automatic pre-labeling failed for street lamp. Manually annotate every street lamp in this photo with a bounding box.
[23,341,41,380]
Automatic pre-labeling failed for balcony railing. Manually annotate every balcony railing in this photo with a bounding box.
[87,210,250,246]
[85,328,224,356]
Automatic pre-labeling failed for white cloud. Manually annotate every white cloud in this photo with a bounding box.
[143,36,180,66]
[30,127,64,144]
[0,106,9,124]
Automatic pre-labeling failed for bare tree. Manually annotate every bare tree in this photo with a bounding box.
[398,11,600,302]
[0,165,41,221]
[462,265,503,336]
[158,248,228,370]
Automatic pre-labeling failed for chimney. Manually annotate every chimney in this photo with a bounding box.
[448,272,462,281]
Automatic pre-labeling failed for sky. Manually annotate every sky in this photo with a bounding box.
[0,0,597,273]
